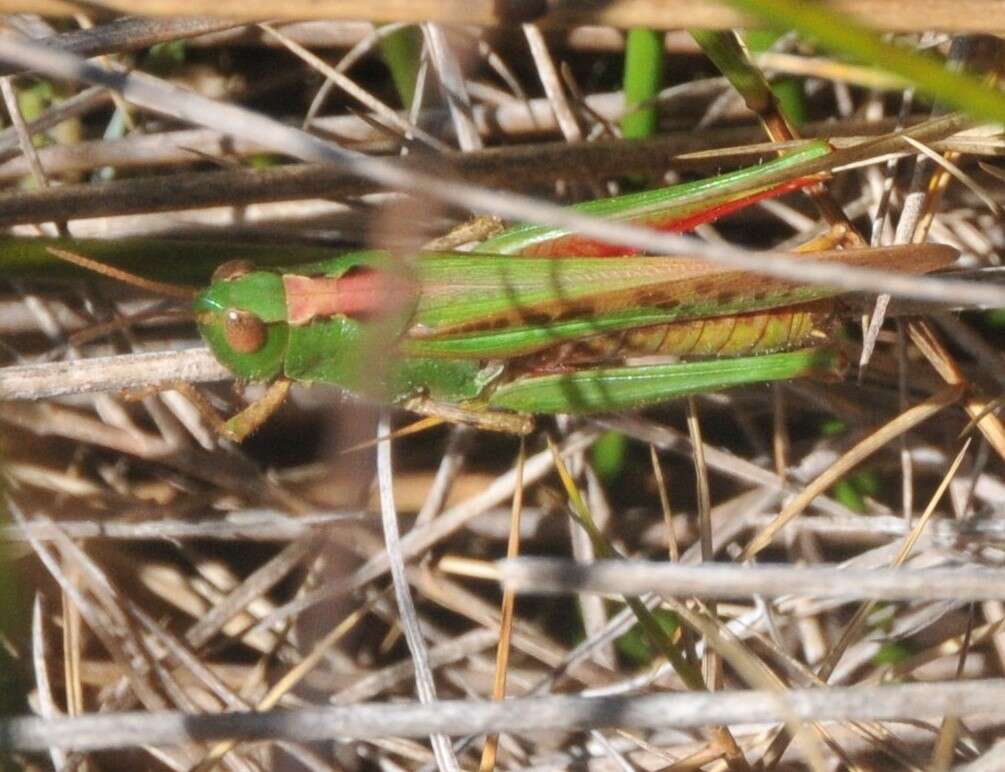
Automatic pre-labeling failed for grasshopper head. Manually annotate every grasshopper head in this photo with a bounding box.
[194,260,290,381]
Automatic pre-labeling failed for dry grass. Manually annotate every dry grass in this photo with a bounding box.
[1,7,1005,771]
[3,1,1005,31]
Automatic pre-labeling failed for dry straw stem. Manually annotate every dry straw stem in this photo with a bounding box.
[480,438,525,772]
[0,0,1001,32]
[597,415,861,520]
[0,95,991,186]
[497,559,1005,602]
[741,383,964,559]
[0,511,367,543]
[2,121,988,227]
[375,410,460,771]
[3,680,1005,752]
[0,16,237,78]
[0,348,229,400]
[238,430,599,636]
[191,601,373,771]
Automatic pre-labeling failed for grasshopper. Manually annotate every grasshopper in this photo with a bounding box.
[181,140,956,440]
[45,140,956,440]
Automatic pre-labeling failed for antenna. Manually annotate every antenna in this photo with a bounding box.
[46,246,198,300]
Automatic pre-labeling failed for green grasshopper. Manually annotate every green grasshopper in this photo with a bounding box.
[55,140,958,441]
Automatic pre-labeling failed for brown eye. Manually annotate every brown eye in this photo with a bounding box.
[223,309,267,353]
[212,259,255,283]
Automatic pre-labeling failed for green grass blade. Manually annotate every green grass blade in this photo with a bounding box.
[621,28,664,139]
[378,25,423,109]
[547,438,704,689]
[745,29,809,125]
[692,29,778,118]
[725,0,1005,124]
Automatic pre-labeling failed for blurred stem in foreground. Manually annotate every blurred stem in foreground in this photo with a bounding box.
[0,483,26,718]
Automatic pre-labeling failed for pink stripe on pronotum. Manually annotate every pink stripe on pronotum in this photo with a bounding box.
[283,269,417,325]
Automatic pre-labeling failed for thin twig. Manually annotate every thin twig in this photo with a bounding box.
[498,558,1005,602]
[4,680,1005,753]
[0,347,229,400]
[0,16,239,77]
[742,384,964,560]
[377,411,459,771]
[0,510,367,542]
[243,430,599,637]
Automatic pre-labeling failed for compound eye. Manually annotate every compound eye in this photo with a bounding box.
[212,259,255,283]
[223,309,267,353]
